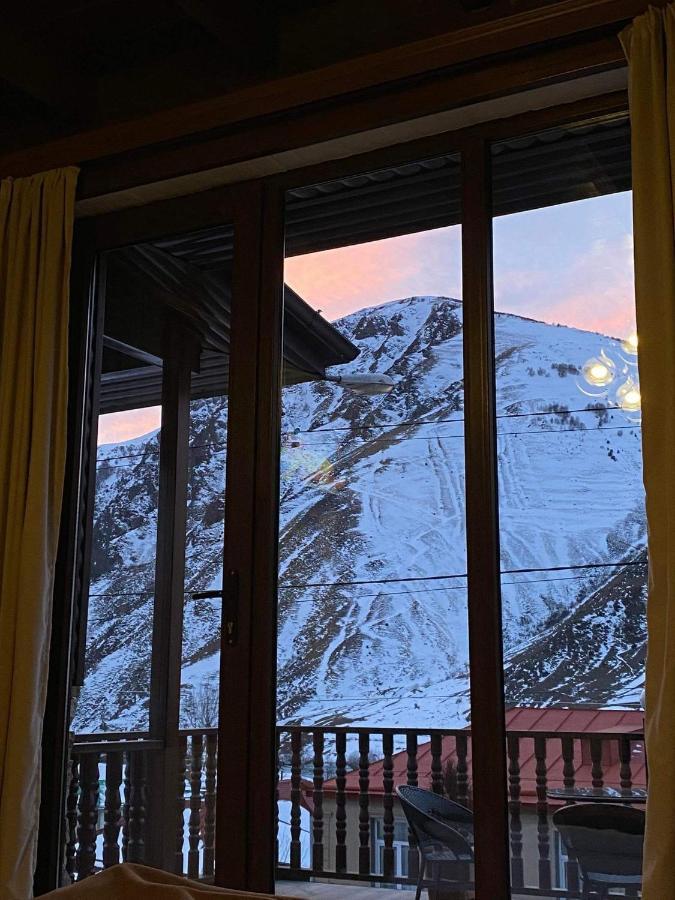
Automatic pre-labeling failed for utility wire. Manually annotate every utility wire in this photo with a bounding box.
[89,565,645,600]
[96,407,634,461]
[279,559,646,590]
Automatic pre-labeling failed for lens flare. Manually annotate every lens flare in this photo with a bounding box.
[582,353,615,387]
[621,332,639,355]
[616,378,641,412]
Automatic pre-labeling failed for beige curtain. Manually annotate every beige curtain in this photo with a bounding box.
[0,167,78,899]
[620,6,675,899]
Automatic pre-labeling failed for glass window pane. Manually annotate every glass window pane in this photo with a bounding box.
[277,154,474,897]
[492,115,646,898]
[74,402,161,733]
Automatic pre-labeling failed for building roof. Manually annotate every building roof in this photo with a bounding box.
[318,708,645,806]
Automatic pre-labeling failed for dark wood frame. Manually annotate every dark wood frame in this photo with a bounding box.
[37,83,630,898]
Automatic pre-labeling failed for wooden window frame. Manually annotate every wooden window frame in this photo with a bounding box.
[38,88,629,899]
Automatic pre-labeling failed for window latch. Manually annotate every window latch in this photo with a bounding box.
[191,569,239,647]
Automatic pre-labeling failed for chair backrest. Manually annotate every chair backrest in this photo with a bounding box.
[553,803,644,879]
[396,785,473,860]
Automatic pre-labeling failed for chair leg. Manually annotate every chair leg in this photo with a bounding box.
[415,858,426,900]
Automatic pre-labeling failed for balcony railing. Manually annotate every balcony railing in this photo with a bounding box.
[66,725,645,896]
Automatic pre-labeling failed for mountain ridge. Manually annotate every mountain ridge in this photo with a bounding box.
[74,294,646,733]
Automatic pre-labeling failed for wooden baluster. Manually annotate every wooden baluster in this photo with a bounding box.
[275,732,281,867]
[561,737,580,893]
[335,732,347,874]
[534,736,551,891]
[358,733,371,875]
[127,752,147,864]
[561,737,575,791]
[382,733,395,882]
[121,755,129,862]
[406,733,419,882]
[65,756,79,882]
[622,740,640,897]
[456,733,469,806]
[290,730,302,871]
[176,735,188,875]
[103,752,122,868]
[188,735,203,878]
[76,754,100,879]
[430,733,443,795]
[507,735,524,889]
[619,736,633,793]
[312,731,325,873]
[590,736,604,789]
[204,733,217,877]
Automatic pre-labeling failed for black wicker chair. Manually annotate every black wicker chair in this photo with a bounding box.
[396,785,474,900]
[552,803,644,900]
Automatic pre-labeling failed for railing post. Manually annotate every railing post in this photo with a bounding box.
[382,733,395,882]
[456,733,469,806]
[127,751,147,864]
[405,733,419,882]
[290,729,302,871]
[122,755,130,862]
[175,735,187,875]
[590,736,604,789]
[65,756,79,882]
[430,733,443,795]
[275,731,280,869]
[534,736,550,892]
[204,733,218,878]
[619,736,633,792]
[358,733,371,876]
[312,731,325,874]
[75,753,100,880]
[188,735,203,879]
[507,734,524,890]
[335,732,347,874]
[103,751,123,868]
[561,736,580,893]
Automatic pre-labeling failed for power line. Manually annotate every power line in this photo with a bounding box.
[88,565,644,601]
[279,559,646,590]
[96,406,635,461]
[289,422,641,451]
[284,405,627,436]
[96,442,224,463]
[279,571,636,604]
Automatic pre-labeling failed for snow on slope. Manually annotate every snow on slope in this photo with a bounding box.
[73,296,646,734]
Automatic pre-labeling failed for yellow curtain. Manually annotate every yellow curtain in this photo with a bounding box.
[620,5,675,899]
[0,167,78,899]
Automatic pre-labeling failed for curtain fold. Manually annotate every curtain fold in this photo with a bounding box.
[620,5,675,899]
[0,167,78,899]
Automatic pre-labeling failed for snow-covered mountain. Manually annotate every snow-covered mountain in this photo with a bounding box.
[73,296,646,734]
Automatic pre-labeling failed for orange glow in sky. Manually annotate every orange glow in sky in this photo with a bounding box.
[98,407,161,446]
[284,226,462,321]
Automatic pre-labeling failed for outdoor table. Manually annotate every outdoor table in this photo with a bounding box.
[546,786,647,804]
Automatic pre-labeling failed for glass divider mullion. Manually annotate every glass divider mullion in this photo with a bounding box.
[461,137,510,900]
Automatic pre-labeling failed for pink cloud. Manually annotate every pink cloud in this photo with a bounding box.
[98,407,161,446]
[284,226,462,321]
[496,233,636,337]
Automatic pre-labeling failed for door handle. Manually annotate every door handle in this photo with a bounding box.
[192,569,239,646]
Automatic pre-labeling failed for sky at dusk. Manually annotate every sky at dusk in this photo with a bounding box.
[284,191,635,336]
[98,191,634,445]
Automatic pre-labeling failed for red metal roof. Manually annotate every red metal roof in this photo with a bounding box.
[318,708,645,806]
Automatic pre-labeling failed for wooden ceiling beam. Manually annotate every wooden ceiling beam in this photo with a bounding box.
[0,22,87,122]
